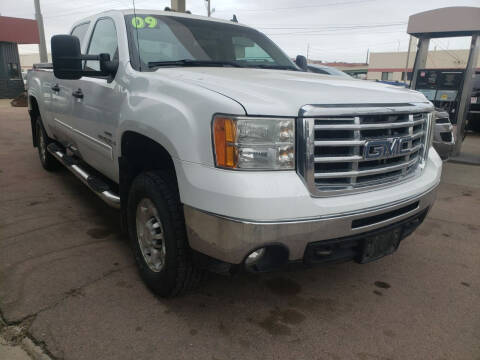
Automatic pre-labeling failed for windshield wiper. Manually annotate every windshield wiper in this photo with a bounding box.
[148,59,244,68]
[246,64,298,71]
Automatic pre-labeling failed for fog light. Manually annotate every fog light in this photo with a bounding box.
[245,248,266,266]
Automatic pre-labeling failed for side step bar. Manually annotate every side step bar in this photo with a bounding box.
[47,144,121,209]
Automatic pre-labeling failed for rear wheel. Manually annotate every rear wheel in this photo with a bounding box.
[36,117,60,171]
[127,171,204,297]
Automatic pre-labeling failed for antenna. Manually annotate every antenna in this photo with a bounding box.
[133,0,141,71]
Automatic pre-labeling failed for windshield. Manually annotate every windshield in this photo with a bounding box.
[125,14,297,71]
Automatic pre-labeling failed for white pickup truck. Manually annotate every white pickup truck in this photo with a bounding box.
[27,9,442,296]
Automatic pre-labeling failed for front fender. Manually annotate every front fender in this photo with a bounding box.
[116,69,245,166]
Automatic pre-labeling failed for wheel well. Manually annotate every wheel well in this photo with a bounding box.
[119,131,177,193]
[29,96,40,147]
[120,131,176,176]
[119,131,178,230]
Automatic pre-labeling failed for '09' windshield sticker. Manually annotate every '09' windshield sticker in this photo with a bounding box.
[131,16,158,29]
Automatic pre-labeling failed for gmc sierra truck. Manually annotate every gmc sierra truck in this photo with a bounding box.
[27,10,442,297]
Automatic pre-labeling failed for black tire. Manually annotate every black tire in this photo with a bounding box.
[35,117,60,171]
[127,171,204,297]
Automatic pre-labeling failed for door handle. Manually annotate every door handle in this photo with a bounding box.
[51,84,60,92]
[72,88,84,99]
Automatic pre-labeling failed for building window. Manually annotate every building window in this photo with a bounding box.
[401,72,413,81]
[8,63,20,79]
[381,72,393,81]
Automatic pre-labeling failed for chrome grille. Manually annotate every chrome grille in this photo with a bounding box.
[297,104,433,196]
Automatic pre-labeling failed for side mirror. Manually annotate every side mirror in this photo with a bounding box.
[51,35,118,80]
[52,35,83,80]
[295,55,308,71]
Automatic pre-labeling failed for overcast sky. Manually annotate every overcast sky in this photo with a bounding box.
[0,0,477,62]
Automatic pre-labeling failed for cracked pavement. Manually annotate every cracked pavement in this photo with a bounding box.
[1,105,479,360]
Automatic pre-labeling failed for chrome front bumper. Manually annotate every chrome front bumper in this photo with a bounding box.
[184,185,438,264]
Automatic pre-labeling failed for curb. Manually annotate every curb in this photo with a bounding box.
[0,317,53,360]
[21,337,52,360]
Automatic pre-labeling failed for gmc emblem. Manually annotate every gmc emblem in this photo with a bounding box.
[363,137,411,159]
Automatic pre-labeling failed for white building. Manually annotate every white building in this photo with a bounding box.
[367,49,480,82]
[19,53,51,70]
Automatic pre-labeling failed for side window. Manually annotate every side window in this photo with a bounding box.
[85,18,118,71]
[70,22,90,48]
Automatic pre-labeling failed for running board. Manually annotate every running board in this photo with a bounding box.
[47,144,121,209]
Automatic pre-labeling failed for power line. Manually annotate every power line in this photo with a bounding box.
[256,22,406,30]
[266,29,407,38]
[215,0,378,12]
[432,40,462,62]
[43,1,127,18]
[263,23,406,35]
[255,23,406,31]
[307,39,409,53]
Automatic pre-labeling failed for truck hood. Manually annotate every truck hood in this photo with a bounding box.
[158,67,429,116]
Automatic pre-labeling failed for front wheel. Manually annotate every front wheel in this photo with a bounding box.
[127,171,204,297]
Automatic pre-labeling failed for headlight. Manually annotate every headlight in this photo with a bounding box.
[213,115,295,170]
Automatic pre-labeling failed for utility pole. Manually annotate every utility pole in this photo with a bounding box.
[306,44,310,62]
[207,0,211,16]
[171,0,186,12]
[34,0,48,63]
[366,48,369,64]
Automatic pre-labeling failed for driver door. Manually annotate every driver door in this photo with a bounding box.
[49,22,90,148]
[70,17,122,182]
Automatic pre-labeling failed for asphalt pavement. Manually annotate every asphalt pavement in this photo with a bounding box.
[1,105,479,360]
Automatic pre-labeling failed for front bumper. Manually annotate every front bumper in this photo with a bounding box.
[184,184,438,264]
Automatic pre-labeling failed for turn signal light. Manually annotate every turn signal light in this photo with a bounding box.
[213,117,237,168]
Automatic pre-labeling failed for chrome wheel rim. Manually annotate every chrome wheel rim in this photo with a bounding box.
[136,198,166,272]
[38,126,46,163]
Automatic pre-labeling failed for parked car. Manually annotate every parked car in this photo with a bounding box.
[27,10,442,297]
[307,64,352,78]
[433,110,455,160]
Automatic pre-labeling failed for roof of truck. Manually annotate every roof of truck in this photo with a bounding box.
[73,9,247,28]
